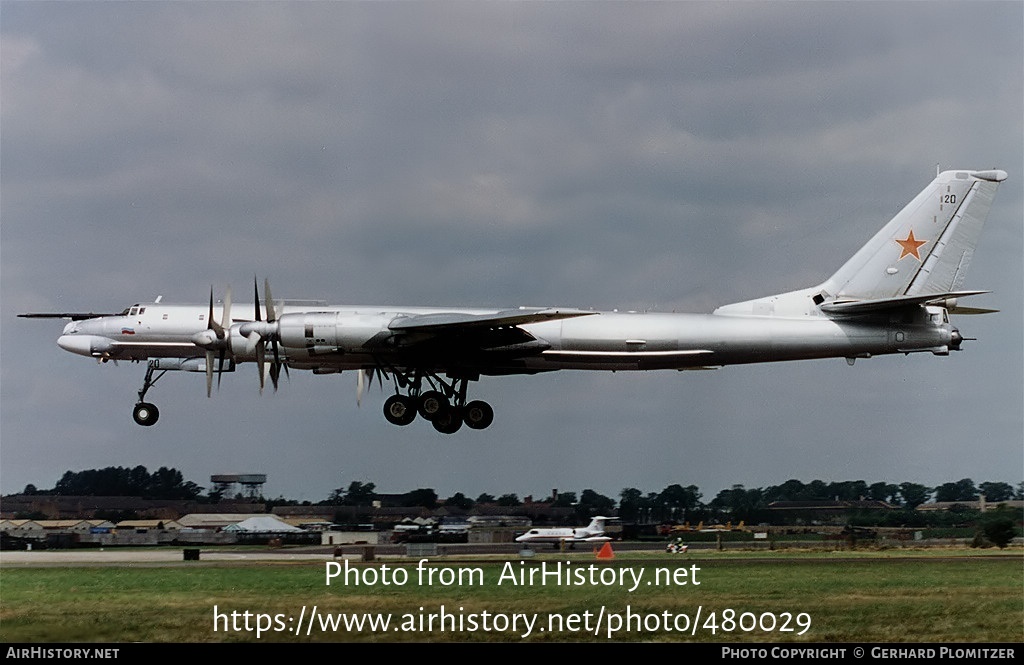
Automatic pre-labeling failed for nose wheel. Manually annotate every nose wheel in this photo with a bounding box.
[133,402,159,426]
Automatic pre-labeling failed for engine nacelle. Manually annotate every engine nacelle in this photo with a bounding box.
[277,311,394,355]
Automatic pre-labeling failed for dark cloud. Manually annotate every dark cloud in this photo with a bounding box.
[2,1,1021,501]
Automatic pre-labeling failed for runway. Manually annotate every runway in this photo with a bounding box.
[2,541,1012,567]
[0,548,336,565]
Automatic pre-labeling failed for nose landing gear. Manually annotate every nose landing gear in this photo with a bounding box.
[132,360,166,426]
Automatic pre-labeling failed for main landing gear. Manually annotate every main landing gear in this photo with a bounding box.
[132,361,166,427]
[380,371,494,434]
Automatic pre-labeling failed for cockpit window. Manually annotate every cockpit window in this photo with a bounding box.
[129,306,139,316]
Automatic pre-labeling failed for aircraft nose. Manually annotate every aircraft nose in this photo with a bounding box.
[58,334,112,357]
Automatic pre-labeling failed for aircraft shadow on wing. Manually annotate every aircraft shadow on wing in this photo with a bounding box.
[20,169,1007,433]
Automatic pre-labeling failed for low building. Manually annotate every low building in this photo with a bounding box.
[177,513,267,530]
[115,519,182,532]
[0,519,45,540]
[767,500,897,525]
[223,516,302,533]
[916,499,1024,512]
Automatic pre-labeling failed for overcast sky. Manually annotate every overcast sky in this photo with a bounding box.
[2,1,1021,505]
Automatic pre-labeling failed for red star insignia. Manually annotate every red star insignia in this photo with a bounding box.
[895,229,927,261]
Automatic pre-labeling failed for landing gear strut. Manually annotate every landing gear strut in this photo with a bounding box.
[376,368,494,433]
[133,361,166,426]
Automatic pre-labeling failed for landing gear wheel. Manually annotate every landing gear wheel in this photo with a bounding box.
[383,395,416,426]
[432,406,463,434]
[132,402,159,427]
[417,391,448,421]
[463,400,494,430]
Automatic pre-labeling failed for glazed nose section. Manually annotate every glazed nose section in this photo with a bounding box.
[58,334,113,357]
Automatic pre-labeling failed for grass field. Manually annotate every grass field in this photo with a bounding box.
[1,549,1021,643]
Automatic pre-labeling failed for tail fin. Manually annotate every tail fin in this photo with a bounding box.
[715,169,1006,317]
[587,516,609,532]
[821,169,1006,300]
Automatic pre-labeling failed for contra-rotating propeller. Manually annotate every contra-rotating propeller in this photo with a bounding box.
[190,285,232,397]
[239,277,289,394]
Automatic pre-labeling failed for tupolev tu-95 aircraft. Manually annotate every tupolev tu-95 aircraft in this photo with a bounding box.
[21,168,1006,433]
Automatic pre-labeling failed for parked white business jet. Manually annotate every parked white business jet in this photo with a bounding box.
[514,516,613,548]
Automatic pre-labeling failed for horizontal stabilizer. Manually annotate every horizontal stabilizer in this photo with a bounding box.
[820,290,990,316]
[945,305,998,315]
[389,307,596,332]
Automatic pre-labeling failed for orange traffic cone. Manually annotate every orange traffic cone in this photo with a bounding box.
[596,542,614,559]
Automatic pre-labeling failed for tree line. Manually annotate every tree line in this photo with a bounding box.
[16,469,1022,521]
[21,466,203,500]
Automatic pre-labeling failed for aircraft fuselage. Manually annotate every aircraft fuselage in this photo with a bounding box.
[57,301,956,373]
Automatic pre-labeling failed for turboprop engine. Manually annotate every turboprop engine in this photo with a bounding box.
[239,311,395,359]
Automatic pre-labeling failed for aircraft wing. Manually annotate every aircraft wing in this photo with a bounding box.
[820,290,990,317]
[388,307,596,332]
[19,312,123,321]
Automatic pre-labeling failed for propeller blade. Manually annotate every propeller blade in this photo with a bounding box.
[270,339,282,392]
[264,278,276,322]
[205,350,215,398]
[207,288,215,329]
[208,287,224,338]
[221,285,232,330]
[218,285,231,389]
[217,348,226,390]
[270,361,280,392]
[357,369,365,407]
[253,276,262,322]
[256,341,266,394]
